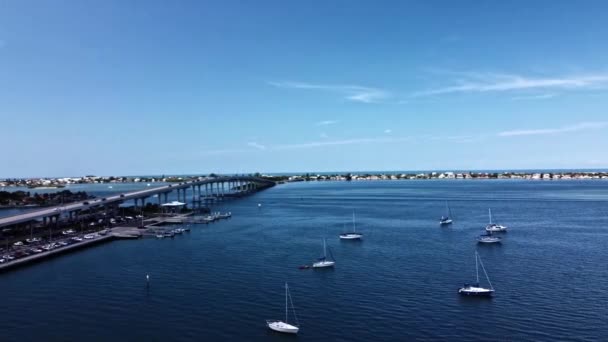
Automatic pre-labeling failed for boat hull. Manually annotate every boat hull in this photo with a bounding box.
[339,233,362,240]
[485,225,507,232]
[266,320,299,334]
[477,237,501,244]
[312,260,335,268]
[458,286,494,297]
[439,219,453,225]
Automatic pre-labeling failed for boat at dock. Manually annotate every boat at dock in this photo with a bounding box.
[485,208,508,232]
[340,211,363,240]
[266,282,300,334]
[215,212,232,219]
[459,251,495,297]
[312,238,335,268]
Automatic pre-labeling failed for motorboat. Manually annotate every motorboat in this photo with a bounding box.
[216,212,232,219]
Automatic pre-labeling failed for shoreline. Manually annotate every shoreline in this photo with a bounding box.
[1,170,607,189]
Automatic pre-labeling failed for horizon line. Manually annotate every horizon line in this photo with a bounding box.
[2,167,608,179]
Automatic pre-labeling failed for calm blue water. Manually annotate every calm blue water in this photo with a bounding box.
[1,180,607,341]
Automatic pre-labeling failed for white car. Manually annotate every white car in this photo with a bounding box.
[13,241,24,246]
[83,234,95,239]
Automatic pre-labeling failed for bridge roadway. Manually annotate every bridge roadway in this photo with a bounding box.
[0,176,274,228]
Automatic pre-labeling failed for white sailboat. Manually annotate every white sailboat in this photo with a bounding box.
[340,211,363,240]
[266,283,300,334]
[485,208,507,232]
[312,238,335,268]
[459,251,495,297]
[439,201,453,225]
[477,230,502,244]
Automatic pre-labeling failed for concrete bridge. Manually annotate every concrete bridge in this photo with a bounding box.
[0,176,274,229]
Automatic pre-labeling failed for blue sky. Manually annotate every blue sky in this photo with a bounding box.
[1,1,607,177]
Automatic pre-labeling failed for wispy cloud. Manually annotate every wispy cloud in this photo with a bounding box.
[319,132,329,138]
[247,142,266,150]
[273,136,416,150]
[412,72,608,97]
[498,121,608,137]
[268,81,389,103]
[512,93,557,100]
[384,129,392,134]
[316,120,339,126]
[198,148,249,156]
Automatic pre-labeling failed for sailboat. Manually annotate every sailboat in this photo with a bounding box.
[266,283,300,334]
[312,238,335,268]
[439,201,453,225]
[485,208,507,232]
[477,230,502,244]
[459,251,495,297]
[340,211,363,240]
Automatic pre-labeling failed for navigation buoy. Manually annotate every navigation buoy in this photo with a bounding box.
[258,203,262,208]
[146,274,150,285]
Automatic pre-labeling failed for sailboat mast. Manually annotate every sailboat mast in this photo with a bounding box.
[352,210,356,232]
[285,283,288,323]
[475,252,479,284]
[489,208,493,224]
[323,238,327,258]
[478,255,494,290]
